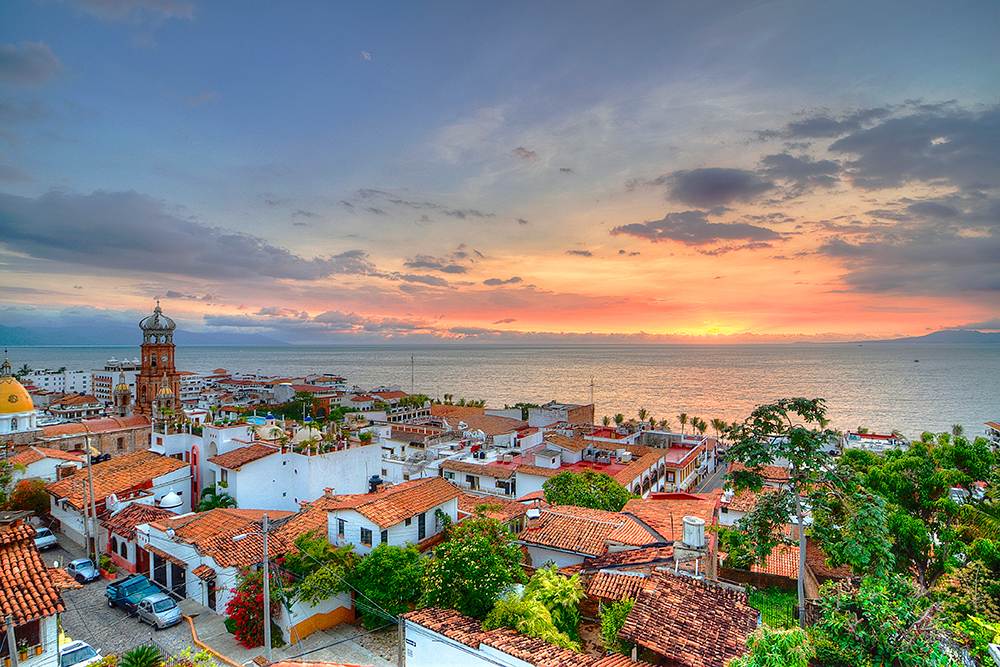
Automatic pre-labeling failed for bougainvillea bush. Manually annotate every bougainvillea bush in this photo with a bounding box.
[224,567,287,648]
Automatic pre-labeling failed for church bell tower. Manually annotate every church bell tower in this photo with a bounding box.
[135,302,180,418]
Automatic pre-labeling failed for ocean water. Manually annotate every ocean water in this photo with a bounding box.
[8,343,999,440]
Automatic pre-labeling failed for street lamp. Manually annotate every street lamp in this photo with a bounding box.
[233,514,272,662]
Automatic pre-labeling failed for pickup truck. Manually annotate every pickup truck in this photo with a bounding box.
[105,575,160,613]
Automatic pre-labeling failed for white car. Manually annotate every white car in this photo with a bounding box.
[59,641,101,667]
[34,527,58,551]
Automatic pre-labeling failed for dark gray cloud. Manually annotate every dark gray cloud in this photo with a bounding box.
[516,218,528,225]
[205,309,432,336]
[906,201,959,218]
[559,168,573,174]
[953,318,1000,330]
[618,250,640,256]
[829,106,1000,190]
[345,189,495,221]
[669,168,774,208]
[760,153,840,189]
[404,254,467,274]
[396,274,450,287]
[610,210,781,246]
[492,317,517,324]
[0,189,376,281]
[0,42,64,87]
[441,208,491,220]
[366,207,386,215]
[566,250,593,257]
[0,99,54,125]
[0,165,34,183]
[512,146,536,160]
[292,209,319,218]
[57,0,195,21]
[483,277,522,286]
[778,107,893,139]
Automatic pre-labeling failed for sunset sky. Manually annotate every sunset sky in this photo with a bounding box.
[1,1,998,344]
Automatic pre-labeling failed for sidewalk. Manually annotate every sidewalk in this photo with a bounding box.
[179,600,395,667]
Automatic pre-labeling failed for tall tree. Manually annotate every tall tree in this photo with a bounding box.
[678,413,688,435]
[724,397,838,627]
[542,470,634,512]
[602,415,611,427]
[637,407,648,424]
[711,418,727,439]
[613,413,625,425]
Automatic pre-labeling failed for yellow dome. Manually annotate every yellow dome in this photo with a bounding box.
[157,384,174,396]
[0,376,33,414]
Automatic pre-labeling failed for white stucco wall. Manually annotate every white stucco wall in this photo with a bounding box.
[328,497,458,556]
[524,545,584,569]
[404,621,535,667]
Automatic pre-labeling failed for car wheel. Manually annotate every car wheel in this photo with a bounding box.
[107,599,113,608]
[76,575,84,584]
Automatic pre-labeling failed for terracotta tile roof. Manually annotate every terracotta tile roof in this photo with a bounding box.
[514,464,562,479]
[430,404,487,420]
[591,655,656,667]
[517,490,545,502]
[402,607,485,648]
[270,662,364,667]
[752,543,799,579]
[479,627,594,667]
[721,488,774,513]
[48,394,100,407]
[45,450,188,511]
[607,519,655,546]
[518,506,651,558]
[208,444,277,469]
[543,432,589,453]
[0,525,66,630]
[619,572,755,667]
[10,446,84,467]
[805,539,852,580]
[457,492,528,523]
[582,546,674,573]
[191,564,216,580]
[145,544,188,567]
[613,452,664,487]
[102,503,177,541]
[344,477,462,530]
[587,571,648,601]
[456,414,527,436]
[622,493,718,542]
[48,567,83,591]
[274,493,367,542]
[440,459,516,479]
[153,508,296,569]
[730,462,790,483]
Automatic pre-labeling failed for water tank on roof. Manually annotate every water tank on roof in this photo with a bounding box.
[620,451,632,463]
[682,516,706,549]
[160,490,183,510]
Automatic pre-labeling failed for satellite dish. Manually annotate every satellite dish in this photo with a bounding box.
[106,493,119,509]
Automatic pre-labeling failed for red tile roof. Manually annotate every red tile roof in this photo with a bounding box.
[274,493,368,541]
[619,572,755,667]
[582,546,674,573]
[102,503,177,541]
[805,539,852,580]
[518,506,653,558]
[440,459,516,479]
[587,571,648,600]
[152,508,296,568]
[543,432,589,453]
[729,462,790,483]
[622,493,719,542]
[48,567,83,591]
[343,478,462,530]
[45,450,188,511]
[208,444,277,469]
[752,543,799,579]
[0,525,65,630]
[10,446,84,467]
[430,404,487,420]
[191,564,216,580]
[457,493,528,524]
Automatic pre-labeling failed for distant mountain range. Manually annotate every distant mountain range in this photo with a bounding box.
[0,324,288,347]
[860,330,1000,344]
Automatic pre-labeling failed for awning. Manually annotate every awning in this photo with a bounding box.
[144,544,187,568]
[192,564,216,580]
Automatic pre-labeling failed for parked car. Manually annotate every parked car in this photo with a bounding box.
[59,641,101,667]
[66,558,100,583]
[105,574,160,613]
[34,527,58,551]
[136,592,182,630]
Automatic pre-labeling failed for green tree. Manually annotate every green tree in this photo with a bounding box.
[727,626,812,667]
[522,564,585,640]
[614,413,625,426]
[600,599,634,656]
[350,543,424,628]
[542,470,634,512]
[678,412,688,435]
[602,415,611,427]
[483,565,584,651]
[811,574,949,667]
[711,418,727,439]
[505,402,540,420]
[118,645,163,667]
[637,407,648,424]
[197,483,236,512]
[724,397,838,627]
[484,593,578,651]
[5,478,47,515]
[420,515,525,619]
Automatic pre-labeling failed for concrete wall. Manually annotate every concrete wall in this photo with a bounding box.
[524,545,584,569]
[284,593,354,643]
[328,497,458,556]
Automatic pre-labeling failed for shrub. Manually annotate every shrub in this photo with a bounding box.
[118,645,163,667]
[728,626,811,667]
[600,599,634,655]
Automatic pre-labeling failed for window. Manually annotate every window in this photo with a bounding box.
[405,517,411,527]
[120,540,127,557]
[221,469,228,484]
[466,475,478,490]
[418,512,426,540]
[117,437,125,451]
[403,474,410,481]
[721,507,729,514]
[10,418,16,431]
[666,471,676,482]
[338,519,345,537]
[444,471,455,480]
[360,528,372,546]
[381,530,388,544]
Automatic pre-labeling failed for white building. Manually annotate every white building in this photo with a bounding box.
[21,369,91,395]
[9,446,84,483]
[326,477,461,556]
[92,358,140,405]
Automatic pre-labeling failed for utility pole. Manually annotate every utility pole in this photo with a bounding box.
[85,440,98,565]
[262,514,271,663]
[5,615,18,667]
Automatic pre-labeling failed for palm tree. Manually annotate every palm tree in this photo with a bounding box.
[16,364,31,378]
[614,413,625,426]
[952,424,964,438]
[678,413,688,435]
[638,408,649,424]
[602,415,611,427]
[711,418,727,439]
[695,418,708,436]
[659,419,671,432]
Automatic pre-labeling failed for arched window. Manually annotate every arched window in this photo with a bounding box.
[120,540,127,558]
[10,418,16,431]
[111,536,118,552]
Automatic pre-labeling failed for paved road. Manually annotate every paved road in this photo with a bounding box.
[694,460,729,493]
[45,539,196,660]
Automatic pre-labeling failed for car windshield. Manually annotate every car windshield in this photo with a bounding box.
[152,599,175,612]
[73,561,93,569]
[37,529,51,537]
[61,646,97,667]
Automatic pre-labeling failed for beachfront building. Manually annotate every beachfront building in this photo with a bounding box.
[20,368,91,395]
[986,421,1000,448]
[92,358,141,405]
[841,431,910,454]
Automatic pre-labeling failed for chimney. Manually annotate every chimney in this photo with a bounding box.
[323,487,335,499]
[368,475,383,494]
[525,508,541,529]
